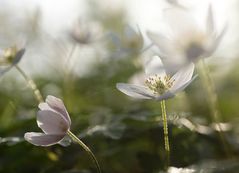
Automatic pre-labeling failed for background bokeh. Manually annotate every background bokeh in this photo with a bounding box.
[1,0,239,172]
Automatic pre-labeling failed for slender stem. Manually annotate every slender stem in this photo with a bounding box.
[67,130,101,173]
[64,44,77,73]
[160,100,170,167]
[63,44,77,109]
[197,59,231,157]
[15,65,44,103]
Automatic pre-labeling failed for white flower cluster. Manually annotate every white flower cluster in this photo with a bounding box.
[117,5,226,101]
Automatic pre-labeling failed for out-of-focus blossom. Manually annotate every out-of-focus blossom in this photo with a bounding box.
[147,6,227,73]
[0,45,25,75]
[121,25,144,53]
[116,56,196,101]
[24,95,71,146]
[70,19,103,45]
[109,25,144,57]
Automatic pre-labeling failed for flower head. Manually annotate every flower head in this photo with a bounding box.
[0,45,25,75]
[70,19,102,45]
[24,95,71,146]
[109,25,144,58]
[116,56,196,101]
[147,5,226,73]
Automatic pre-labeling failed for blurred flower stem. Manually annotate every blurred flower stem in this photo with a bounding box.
[67,130,101,173]
[63,44,77,109]
[197,59,231,157]
[160,100,170,167]
[15,65,43,103]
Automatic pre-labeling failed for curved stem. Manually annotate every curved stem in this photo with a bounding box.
[67,130,101,173]
[160,100,170,167]
[15,65,44,103]
[198,59,231,157]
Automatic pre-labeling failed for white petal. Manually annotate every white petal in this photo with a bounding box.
[37,110,69,134]
[144,56,166,76]
[206,25,227,57]
[170,75,197,93]
[163,8,198,36]
[116,83,155,99]
[147,31,175,57]
[39,103,52,111]
[155,91,175,101]
[13,48,25,65]
[24,132,65,146]
[170,63,195,91]
[160,55,188,75]
[129,71,147,85]
[206,5,215,35]
[46,95,71,125]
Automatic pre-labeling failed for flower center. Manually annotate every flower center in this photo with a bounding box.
[145,75,174,95]
[0,46,17,65]
[186,42,205,61]
[177,30,207,61]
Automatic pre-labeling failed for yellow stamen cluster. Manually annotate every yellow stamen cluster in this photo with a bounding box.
[4,46,17,63]
[145,74,174,95]
[0,46,17,65]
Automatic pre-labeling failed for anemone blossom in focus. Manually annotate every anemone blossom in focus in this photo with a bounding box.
[116,56,196,101]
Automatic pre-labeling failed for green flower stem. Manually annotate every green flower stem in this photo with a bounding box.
[198,59,231,157]
[63,44,77,109]
[67,130,101,173]
[160,100,170,167]
[15,65,44,103]
[63,44,77,74]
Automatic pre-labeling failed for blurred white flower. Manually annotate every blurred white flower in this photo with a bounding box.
[147,5,227,73]
[0,45,25,75]
[70,19,103,45]
[116,56,196,101]
[120,25,144,53]
[24,95,71,146]
[109,25,144,58]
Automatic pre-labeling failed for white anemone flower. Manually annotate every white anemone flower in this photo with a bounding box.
[116,56,196,101]
[24,95,71,146]
[0,45,25,76]
[147,6,227,72]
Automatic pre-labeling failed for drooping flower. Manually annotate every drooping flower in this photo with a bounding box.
[0,45,25,75]
[116,56,196,101]
[24,95,71,146]
[147,5,227,73]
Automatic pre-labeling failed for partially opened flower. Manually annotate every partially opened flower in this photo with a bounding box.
[147,5,226,72]
[24,95,102,172]
[116,56,196,101]
[24,95,71,146]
